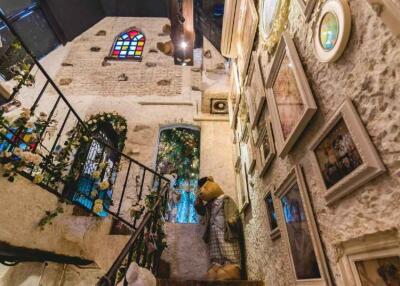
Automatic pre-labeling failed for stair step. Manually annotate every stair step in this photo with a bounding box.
[157,279,264,286]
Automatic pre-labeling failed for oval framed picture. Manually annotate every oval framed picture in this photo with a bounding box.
[259,0,282,41]
[313,0,351,63]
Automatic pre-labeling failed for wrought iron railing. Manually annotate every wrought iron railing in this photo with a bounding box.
[0,11,170,282]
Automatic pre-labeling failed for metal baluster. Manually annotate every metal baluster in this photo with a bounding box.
[117,160,132,216]
[30,80,49,113]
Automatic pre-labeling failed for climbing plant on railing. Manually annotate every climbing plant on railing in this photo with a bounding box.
[0,109,56,183]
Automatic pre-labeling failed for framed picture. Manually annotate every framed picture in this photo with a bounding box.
[230,64,241,130]
[264,187,280,240]
[236,160,251,212]
[265,32,317,158]
[247,133,257,175]
[295,0,317,21]
[236,0,258,85]
[275,165,332,285]
[245,53,267,128]
[258,117,276,178]
[313,0,351,63]
[309,98,385,205]
[366,0,400,36]
[259,0,282,40]
[338,230,400,286]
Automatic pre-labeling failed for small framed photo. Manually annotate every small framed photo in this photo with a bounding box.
[295,0,317,21]
[245,53,267,128]
[258,117,276,178]
[230,63,241,130]
[236,0,258,85]
[338,231,400,286]
[247,134,257,175]
[236,161,251,212]
[264,187,280,240]
[275,165,332,286]
[313,0,351,63]
[309,98,385,205]
[366,0,400,36]
[265,32,317,158]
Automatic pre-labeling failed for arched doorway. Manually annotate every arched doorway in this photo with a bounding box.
[155,125,200,223]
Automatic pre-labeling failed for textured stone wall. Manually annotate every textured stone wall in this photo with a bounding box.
[240,0,400,285]
[54,17,182,97]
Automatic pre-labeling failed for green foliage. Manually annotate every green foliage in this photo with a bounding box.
[37,206,64,230]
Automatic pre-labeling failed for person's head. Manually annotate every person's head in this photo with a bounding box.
[197,176,224,201]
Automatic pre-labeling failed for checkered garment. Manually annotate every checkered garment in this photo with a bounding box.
[209,196,241,266]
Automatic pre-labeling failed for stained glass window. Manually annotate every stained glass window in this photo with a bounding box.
[110,29,145,60]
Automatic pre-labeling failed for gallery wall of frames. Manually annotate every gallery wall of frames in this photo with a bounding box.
[223,0,400,284]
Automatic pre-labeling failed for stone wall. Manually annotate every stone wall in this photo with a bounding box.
[238,0,400,285]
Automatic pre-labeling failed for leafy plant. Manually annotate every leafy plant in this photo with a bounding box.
[37,206,64,230]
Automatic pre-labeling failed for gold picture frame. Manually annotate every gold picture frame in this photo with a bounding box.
[230,63,241,130]
[245,52,267,129]
[236,0,258,85]
[264,186,281,240]
[275,165,332,286]
[265,32,317,158]
[258,117,276,178]
[337,230,400,286]
[309,98,385,205]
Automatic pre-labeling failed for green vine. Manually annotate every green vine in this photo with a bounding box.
[37,206,64,231]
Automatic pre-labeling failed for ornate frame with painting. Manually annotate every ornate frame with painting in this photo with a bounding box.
[259,0,291,52]
[235,157,251,212]
[256,110,276,178]
[275,165,332,286]
[309,99,385,205]
[245,53,267,129]
[296,0,317,21]
[366,0,400,36]
[264,186,280,240]
[236,0,258,85]
[337,230,400,286]
[265,32,317,158]
[230,63,241,130]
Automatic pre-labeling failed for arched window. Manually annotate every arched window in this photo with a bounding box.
[109,28,145,60]
[155,125,201,224]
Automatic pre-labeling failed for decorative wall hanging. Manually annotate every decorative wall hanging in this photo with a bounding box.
[275,165,332,285]
[264,187,280,240]
[366,0,400,36]
[230,63,241,130]
[337,230,400,286]
[210,98,229,114]
[313,0,351,63]
[259,0,290,52]
[245,53,267,128]
[109,28,145,61]
[258,117,276,177]
[235,0,258,84]
[221,0,241,57]
[265,32,317,158]
[309,98,385,205]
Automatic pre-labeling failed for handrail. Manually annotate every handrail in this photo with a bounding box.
[97,184,168,286]
[0,12,169,181]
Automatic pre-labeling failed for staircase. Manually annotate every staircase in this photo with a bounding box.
[0,12,169,286]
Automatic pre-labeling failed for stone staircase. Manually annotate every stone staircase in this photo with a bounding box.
[157,280,264,286]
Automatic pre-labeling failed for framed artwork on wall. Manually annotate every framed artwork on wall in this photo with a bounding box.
[235,159,251,212]
[264,187,280,240]
[259,0,291,52]
[338,230,400,286]
[265,32,317,158]
[248,134,257,175]
[275,165,332,286]
[245,53,267,129]
[258,116,276,178]
[365,0,400,36]
[313,0,351,63]
[309,98,385,205]
[236,0,258,85]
